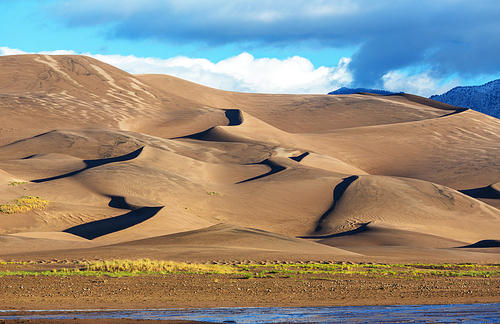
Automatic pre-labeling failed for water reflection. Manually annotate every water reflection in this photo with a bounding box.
[1,303,500,323]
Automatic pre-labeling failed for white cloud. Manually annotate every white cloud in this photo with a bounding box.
[0,47,27,56]
[39,49,78,55]
[382,70,461,97]
[89,52,353,94]
[0,47,79,56]
[0,47,352,94]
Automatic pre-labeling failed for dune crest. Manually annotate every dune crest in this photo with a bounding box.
[1,54,500,263]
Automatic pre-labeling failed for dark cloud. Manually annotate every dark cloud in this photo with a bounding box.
[49,0,500,86]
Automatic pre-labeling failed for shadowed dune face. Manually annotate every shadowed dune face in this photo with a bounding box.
[1,54,500,263]
[316,221,468,248]
[312,175,500,242]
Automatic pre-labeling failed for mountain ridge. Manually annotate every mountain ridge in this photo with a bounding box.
[328,86,397,95]
[430,79,500,119]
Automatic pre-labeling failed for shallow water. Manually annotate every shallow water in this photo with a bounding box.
[1,304,500,323]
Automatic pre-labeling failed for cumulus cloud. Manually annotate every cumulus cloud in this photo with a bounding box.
[92,52,353,94]
[382,71,461,98]
[47,0,500,88]
[0,47,27,56]
[0,47,352,94]
[0,47,78,56]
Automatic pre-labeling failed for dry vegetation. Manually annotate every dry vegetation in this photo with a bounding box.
[84,259,234,274]
[1,260,499,280]
[0,196,49,214]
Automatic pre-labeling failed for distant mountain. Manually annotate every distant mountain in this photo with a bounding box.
[430,79,500,119]
[328,87,397,95]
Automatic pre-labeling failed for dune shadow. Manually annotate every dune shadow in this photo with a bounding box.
[63,206,163,240]
[178,109,245,142]
[314,175,359,233]
[183,128,216,141]
[438,109,468,118]
[301,222,369,239]
[31,147,144,183]
[289,152,310,162]
[181,126,252,143]
[236,159,287,184]
[460,186,500,199]
[458,240,500,248]
[224,109,243,126]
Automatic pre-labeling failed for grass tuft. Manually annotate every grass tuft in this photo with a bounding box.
[242,273,254,279]
[84,259,235,274]
[8,182,29,186]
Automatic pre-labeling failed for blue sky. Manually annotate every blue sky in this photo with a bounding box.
[1,0,500,96]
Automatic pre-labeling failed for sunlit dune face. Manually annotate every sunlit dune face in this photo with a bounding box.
[1,54,500,265]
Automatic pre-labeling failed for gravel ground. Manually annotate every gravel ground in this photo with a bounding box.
[1,273,499,310]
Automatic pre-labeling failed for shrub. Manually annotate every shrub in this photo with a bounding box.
[8,182,28,186]
[0,196,50,214]
[84,259,235,274]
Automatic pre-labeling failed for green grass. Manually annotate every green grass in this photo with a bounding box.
[234,263,500,278]
[0,260,238,278]
[0,260,499,279]
[0,196,50,214]
[8,182,29,186]
[85,259,235,274]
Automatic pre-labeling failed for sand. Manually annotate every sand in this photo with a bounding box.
[0,54,500,314]
[2,272,499,309]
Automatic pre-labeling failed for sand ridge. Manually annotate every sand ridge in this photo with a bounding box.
[0,54,499,264]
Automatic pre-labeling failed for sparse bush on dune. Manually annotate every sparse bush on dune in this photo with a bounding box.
[8,181,28,186]
[207,191,224,196]
[0,204,31,214]
[0,196,50,214]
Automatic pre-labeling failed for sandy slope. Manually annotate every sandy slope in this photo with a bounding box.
[0,54,499,263]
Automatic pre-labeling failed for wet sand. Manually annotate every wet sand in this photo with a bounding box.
[1,321,209,324]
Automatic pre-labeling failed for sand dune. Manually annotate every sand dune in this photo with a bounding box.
[314,221,467,248]
[0,224,360,263]
[0,54,499,263]
[109,223,360,257]
[137,75,458,133]
[300,110,500,189]
[311,175,500,242]
[0,168,25,182]
[0,233,97,254]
